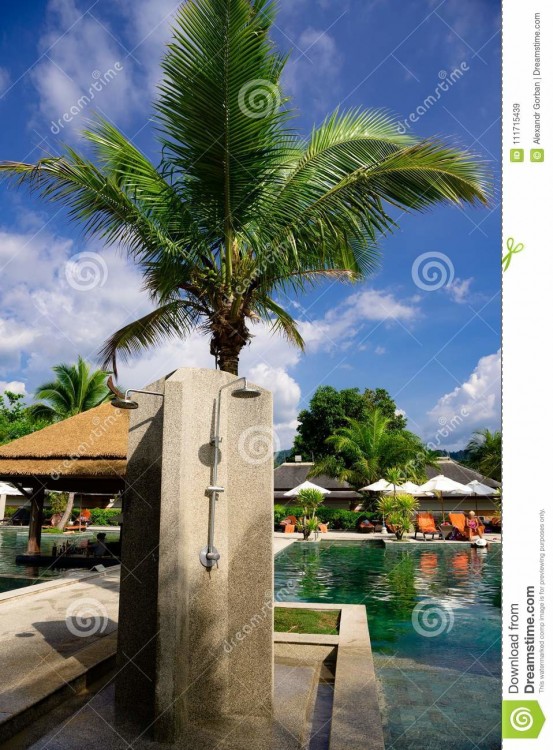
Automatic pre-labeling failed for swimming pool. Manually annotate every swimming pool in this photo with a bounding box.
[0,527,120,592]
[274,540,501,750]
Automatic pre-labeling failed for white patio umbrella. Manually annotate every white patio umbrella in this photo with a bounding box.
[466,480,496,495]
[417,475,474,522]
[0,482,23,496]
[466,479,496,514]
[283,480,331,497]
[359,478,393,492]
[358,478,401,536]
[397,481,424,494]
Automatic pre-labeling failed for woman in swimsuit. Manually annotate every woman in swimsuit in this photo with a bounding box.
[467,510,484,539]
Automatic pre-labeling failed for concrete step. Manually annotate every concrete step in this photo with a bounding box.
[274,663,319,749]
[0,632,117,744]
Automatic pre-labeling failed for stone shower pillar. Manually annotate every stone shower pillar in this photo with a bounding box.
[115,368,274,746]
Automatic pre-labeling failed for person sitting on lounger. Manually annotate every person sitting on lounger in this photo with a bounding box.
[89,532,110,557]
[467,511,484,539]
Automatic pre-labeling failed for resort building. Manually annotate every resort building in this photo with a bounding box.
[274,456,500,514]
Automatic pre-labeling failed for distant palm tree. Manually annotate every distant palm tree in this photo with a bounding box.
[29,356,112,529]
[30,356,112,422]
[466,429,501,482]
[0,0,489,375]
[310,410,425,506]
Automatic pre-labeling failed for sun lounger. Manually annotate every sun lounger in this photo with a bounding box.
[449,512,484,541]
[414,512,439,540]
[356,518,375,534]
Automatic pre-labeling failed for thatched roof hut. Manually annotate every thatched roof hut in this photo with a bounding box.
[0,403,129,493]
[0,403,129,553]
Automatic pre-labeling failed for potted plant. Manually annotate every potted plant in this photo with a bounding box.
[377,493,419,541]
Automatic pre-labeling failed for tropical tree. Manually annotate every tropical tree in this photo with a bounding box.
[29,356,112,422]
[29,357,112,529]
[310,409,426,506]
[465,429,501,482]
[0,391,48,446]
[0,0,489,376]
[293,386,407,460]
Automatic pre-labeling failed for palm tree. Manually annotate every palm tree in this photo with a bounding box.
[0,0,489,375]
[30,356,112,422]
[465,429,501,482]
[29,356,112,529]
[310,409,425,506]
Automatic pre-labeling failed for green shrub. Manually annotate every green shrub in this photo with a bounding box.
[3,506,18,518]
[273,505,365,530]
[88,508,121,526]
[273,505,289,524]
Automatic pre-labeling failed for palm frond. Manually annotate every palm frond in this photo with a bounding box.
[99,300,202,374]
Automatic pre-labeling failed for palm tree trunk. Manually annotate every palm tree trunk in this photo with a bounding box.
[56,492,75,530]
[211,320,250,375]
[218,347,240,375]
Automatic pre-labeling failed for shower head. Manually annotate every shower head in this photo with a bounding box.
[232,381,261,398]
[111,396,139,410]
[107,377,164,410]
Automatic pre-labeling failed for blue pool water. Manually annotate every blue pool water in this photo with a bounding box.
[0,528,120,592]
[274,541,501,750]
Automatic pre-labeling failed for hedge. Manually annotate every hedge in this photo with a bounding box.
[88,508,121,526]
[274,505,381,530]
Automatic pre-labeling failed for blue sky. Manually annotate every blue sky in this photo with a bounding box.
[0,0,501,450]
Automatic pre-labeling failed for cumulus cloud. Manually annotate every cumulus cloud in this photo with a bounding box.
[0,381,27,396]
[247,363,301,448]
[30,0,139,138]
[298,288,419,354]
[425,349,501,450]
[28,0,180,140]
[281,28,342,110]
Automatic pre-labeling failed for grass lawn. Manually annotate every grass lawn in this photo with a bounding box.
[274,607,340,635]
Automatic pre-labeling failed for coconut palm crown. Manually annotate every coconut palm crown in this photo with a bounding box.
[0,0,490,375]
[29,356,112,422]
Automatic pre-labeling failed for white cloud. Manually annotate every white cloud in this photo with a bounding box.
[0,381,27,396]
[281,28,342,110]
[375,345,386,355]
[30,0,141,138]
[0,67,10,95]
[247,363,301,449]
[29,0,181,140]
[425,350,501,450]
[444,277,473,304]
[298,288,419,354]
